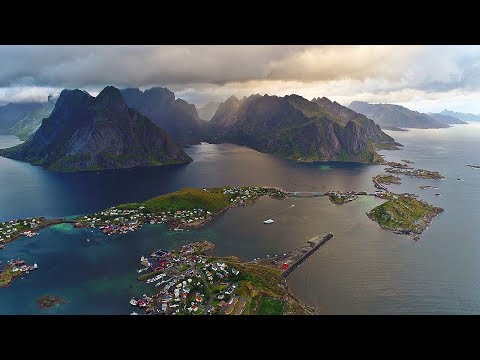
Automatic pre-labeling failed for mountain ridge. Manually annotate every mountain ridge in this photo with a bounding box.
[209,94,397,163]
[0,86,192,172]
[349,101,449,130]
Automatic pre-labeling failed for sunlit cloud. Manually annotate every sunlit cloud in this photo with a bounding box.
[0,45,479,113]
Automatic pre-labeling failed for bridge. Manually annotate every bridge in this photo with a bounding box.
[285,191,326,197]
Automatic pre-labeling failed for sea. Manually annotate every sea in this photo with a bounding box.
[0,123,479,314]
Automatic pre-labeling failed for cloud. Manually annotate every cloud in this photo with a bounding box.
[0,45,480,112]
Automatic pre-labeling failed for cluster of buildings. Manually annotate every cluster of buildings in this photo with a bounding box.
[130,243,243,315]
[7,259,38,273]
[223,186,284,204]
[77,205,213,234]
[0,218,41,243]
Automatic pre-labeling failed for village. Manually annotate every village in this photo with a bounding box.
[129,241,250,315]
[0,218,43,247]
[74,186,287,236]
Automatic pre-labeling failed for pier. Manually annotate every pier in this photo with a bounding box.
[281,233,333,279]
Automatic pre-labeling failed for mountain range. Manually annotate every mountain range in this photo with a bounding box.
[428,112,467,125]
[209,94,396,163]
[120,87,206,145]
[349,101,450,130]
[0,86,192,171]
[197,102,220,121]
[440,109,480,122]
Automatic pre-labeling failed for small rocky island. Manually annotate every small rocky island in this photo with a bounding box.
[372,174,402,185]
[36,295,67,308]
[367,192,444,240]
[466,164,480,169]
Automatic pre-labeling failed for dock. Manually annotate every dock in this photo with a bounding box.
[281,233,333,279]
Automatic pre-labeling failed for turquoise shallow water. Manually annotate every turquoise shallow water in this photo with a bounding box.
[1,123,480,314]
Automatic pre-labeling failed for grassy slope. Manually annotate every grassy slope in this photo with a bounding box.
[117,188,232,214]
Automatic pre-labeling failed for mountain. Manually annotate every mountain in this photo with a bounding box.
[428,112,467,125]
[209,94,397,163]
[0,86,192,172]
[120,87,206,145]
[349,101,449,130]
[7,96,56,140]
[440,109,480,122]
[0,102,45,133]
[197,102,220,121]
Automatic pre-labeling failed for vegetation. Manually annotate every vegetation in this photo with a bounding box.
[118,188,232,214]
[367,193,444,235]
[257,297,285,315]
[0,265,18,287]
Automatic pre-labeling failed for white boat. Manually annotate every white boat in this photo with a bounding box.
[263,219,275,224]
[129,298,138,306]
[130,312,138,315]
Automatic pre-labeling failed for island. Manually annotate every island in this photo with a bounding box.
[327,191,359,204]
[74,186,286,234]
[419,185,435,190]
[385,167,445,180]
[0,260,38,287]
[36,295,67,308]
[402,159,414,164]
[372,174,402,185]
[466,164,480,169]
[383,161,414,169]
[367,192,444,240]
[130,236,332,315]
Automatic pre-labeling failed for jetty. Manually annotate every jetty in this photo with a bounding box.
[281,233,333,279]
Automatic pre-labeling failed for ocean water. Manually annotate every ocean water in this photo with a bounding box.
[0,123,479,314]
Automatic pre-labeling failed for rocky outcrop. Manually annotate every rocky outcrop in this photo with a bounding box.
[0,86,192,171]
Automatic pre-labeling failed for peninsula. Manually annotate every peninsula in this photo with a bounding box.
[1,260,38,287]
[130,236,332,315]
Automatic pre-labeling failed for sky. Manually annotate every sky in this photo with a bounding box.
[1,45,480,114]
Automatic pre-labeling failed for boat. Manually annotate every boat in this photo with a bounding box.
[0,244,4,250]
[263,219,275,224]
[130,312,138,315]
